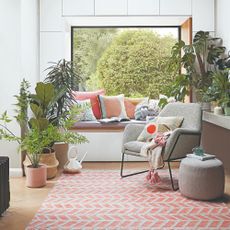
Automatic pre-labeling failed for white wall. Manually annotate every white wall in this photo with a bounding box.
[0,0,22,168]
[0,0,39,169]
[40,0,215,79]
[216,0,230,51]
[0,0,216,168]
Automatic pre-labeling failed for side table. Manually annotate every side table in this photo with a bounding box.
[179,157,225,200]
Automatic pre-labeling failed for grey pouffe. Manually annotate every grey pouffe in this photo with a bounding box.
[179,157,225,200]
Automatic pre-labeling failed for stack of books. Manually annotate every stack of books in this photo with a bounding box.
[186,153,215,161]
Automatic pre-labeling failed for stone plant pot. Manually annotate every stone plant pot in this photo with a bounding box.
[26,165,47,188]
[24,151,59,179]
[201,102,211,111]
[224,107,230,116]
[214,106,223,115]
[53,143,68,170]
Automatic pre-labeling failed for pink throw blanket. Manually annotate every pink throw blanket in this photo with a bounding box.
[140,131,171,185]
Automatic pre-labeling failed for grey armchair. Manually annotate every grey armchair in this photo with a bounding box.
[121,103,202,190]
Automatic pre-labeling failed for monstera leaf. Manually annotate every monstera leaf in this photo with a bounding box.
[35,82,55,107]
[207,45,226,64]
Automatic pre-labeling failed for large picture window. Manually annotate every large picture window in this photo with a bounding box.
[72,27,179,98]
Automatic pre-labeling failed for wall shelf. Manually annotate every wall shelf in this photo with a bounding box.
[203,111,230,130]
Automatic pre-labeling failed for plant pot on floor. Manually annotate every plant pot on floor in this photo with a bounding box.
[224,107,230,116]
[23,151,59,179]
[26,165,47,188]
[53,143,68,170]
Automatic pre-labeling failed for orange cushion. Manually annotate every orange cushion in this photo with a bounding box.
[72,90,105,119]
[124,98,148,119]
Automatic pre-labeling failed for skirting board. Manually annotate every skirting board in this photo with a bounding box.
[10,168,23,177]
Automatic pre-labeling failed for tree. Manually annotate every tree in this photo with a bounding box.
[96,30,177,98]
[73,28,117,90]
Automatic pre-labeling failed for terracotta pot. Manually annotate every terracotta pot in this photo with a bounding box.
[24,151,59,179]
[53,143,68,169]
[26,165,47,188]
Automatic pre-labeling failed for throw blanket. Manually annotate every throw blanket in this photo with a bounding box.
[140,131,171,184]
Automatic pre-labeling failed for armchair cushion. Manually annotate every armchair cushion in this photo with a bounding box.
[124,141,145,153]
[122,124,145,153]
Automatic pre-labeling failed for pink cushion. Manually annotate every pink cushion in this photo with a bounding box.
[98,94,128,119]
[72,90,105,119]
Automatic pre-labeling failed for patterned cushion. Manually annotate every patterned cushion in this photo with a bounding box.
[124,97,148,119]
[134,99,149,120]
[98,94,128,119]
[72,89,105,119]
[75,99,96,121]
[137,116,184,142]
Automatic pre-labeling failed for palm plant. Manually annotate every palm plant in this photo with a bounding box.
[44,59,82,126]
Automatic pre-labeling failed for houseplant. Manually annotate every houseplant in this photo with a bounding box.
[159,31,226,107]
[44,59,82,126]
[212,70,230,115]
[44,59,83,168]
[0,81,88,187]
[24,82,87,178]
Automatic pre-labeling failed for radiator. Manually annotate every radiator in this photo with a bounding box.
[0,157,10,215]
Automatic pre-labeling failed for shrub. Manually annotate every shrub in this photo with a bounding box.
[96,30,177,98]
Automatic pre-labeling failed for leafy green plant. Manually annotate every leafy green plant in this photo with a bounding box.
[44,59,82,126]
[0,81,88,168]
[163,31,226,103]
[211,70,230,107]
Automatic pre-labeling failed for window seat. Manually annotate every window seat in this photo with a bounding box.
[69,120,146,161]
[70,120,146,132]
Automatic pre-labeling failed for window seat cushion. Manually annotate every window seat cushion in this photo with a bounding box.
[70,120,146,132]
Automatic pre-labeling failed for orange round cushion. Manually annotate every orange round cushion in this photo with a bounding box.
[147,124,157,134]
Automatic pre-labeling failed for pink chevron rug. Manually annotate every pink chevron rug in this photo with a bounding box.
[27,170,230,230]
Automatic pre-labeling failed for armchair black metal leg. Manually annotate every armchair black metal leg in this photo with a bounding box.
[120,152,148,178]
[168,162,179,191]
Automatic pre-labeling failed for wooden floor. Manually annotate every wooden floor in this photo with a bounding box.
[0,162,229,230]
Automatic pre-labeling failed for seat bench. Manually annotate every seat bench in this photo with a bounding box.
[70,120,146,161]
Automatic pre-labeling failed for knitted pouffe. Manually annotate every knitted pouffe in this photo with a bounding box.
[179,157,225,200]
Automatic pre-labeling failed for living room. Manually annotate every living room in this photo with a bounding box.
[0,0,230,229]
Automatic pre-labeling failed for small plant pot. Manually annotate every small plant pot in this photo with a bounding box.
[214,106,223,115]
[224,107,230,116]
[26,165,47,188]
[201,102,211,111]
[24,151,59,179]
[53,143,68,169]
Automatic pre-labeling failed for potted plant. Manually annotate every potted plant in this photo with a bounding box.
[211,70,230,116]
[44,59,83,168]
[0,81,88,187]
[160,31,227,107]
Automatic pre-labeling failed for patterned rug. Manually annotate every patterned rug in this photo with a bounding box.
[27,170,230,230]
